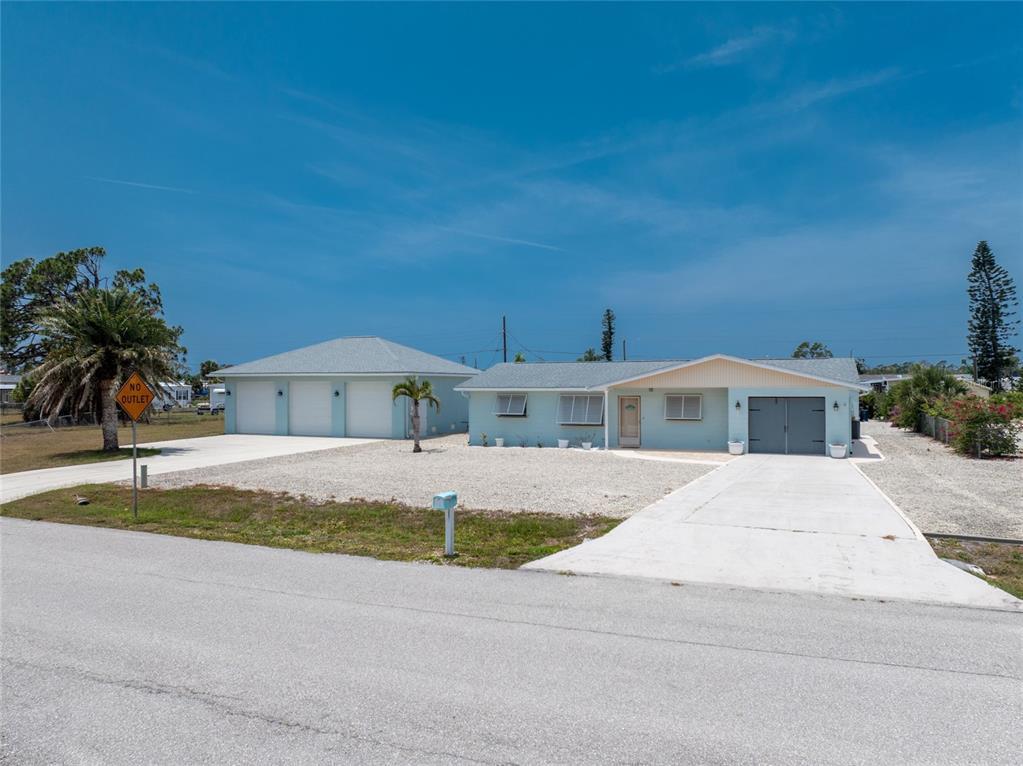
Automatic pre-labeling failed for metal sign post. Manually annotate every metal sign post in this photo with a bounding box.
[115,372,156,522]
[132,420,138,520]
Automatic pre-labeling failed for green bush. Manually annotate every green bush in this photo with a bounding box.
[948,397,1023,457]
[991,391,1023,409]
[888,365,968,430]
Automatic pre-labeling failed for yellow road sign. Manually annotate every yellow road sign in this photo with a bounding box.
[115,372,155,422]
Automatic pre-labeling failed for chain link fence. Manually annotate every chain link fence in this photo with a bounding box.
[918,413,951,444]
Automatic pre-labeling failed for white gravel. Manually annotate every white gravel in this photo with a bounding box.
[858,420,1023,538]
[151,434,716,518]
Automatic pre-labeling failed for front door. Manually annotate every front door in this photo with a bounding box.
[619,396,641,447]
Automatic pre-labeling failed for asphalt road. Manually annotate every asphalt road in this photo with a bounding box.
[2,518,1020,765]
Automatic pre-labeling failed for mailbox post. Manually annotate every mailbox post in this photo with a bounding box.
[432,491,458,557]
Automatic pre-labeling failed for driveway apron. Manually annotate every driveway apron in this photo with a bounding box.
[0,435,377,503]
[525,454,1019,609]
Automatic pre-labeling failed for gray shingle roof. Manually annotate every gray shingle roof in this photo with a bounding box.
[217,337,479,377]
[456,355,863,390]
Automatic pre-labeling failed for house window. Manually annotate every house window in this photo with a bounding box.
[494,393,527,417]
[664,394,702,421]
[557,394,604,425]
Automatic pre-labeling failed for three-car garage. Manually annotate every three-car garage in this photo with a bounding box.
[217,336,476,440]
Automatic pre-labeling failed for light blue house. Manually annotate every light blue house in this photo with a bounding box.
[217,336,477,438]
[455,355,866,455]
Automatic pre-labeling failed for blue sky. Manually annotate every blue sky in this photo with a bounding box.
[3,2,1021,371]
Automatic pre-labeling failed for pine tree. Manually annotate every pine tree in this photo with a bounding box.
[967,241,1019,392]
[601,308,615,361]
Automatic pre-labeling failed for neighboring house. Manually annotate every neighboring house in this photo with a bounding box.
[153,382,194,409]
[0,373,21,404]
[216,336,478,438]
[456,355,866,454]
[858,373,991,398]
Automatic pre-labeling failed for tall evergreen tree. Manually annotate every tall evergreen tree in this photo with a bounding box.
[967,241,1019,392]
[601,308,615,361]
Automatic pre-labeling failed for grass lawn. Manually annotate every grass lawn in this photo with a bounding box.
[0,484,621,569]
[929,538,1023,600]
[0,412,223,474]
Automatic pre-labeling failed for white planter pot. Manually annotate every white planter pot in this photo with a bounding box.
[727,441,744,455]
[829,444,847,459]
[494,437,505,448]
[558,439,569,449]
[581,442,592,451]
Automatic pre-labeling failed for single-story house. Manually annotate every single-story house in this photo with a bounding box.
[859,373,991,398]
[456,355,867,454]
[0,373,21,404]
[154,381,194,409]
[217,336,478,438]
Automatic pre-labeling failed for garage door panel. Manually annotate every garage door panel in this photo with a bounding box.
[236,381,276,435]
[748,396,825,455]
[749,397,786,454]
[346,381,393,438]
[786,397,826,455]
[289,380,332,436]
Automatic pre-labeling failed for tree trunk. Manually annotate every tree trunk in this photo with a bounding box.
[100,378,119,451]
[411,399,421,453]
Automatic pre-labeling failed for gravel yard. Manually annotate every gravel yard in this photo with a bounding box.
[858,420,1023,538]
[151,434,715,517]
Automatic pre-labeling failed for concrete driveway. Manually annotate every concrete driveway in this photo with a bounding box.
[0,434,376,503]
[525,454,1020,609]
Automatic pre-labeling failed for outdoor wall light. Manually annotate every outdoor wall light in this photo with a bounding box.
[334,390,340,398]
[735,400,741,410]
[833,401,840,411]
[277,390,284,397]
[225,390,231,396]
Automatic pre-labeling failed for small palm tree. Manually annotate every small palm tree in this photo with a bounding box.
[29,288,179,451]
[392,376,440,453]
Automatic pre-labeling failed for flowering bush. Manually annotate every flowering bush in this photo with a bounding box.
[948,397,1023,457]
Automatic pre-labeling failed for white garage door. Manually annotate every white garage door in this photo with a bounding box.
[346,381,393,438]
[235,381,276,434]
[289,380,332,436]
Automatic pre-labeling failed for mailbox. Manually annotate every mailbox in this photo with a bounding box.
[432,491,457,511]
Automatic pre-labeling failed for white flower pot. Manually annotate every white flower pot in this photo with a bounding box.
[494,437,505,448]
[727,441,744,455]
[829,443,847,459]
[558,439,569,449]
[581,442,592,451]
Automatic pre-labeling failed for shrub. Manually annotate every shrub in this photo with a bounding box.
[948,397,1023,457]
[888,365,968,430]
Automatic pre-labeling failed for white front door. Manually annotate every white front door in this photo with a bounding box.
[619,396,641,447]
[346,381,393,438]
[288,380,332,436]
[235,381,276,434]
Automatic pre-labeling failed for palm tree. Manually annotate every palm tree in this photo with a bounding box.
[29,288,179,450]
[392,376,440,453]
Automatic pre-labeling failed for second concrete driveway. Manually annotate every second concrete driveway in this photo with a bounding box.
[525,454,1019,609]
[0,434,377,503]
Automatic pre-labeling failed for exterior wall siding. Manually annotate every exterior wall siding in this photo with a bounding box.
[467,391,606,448]
[625,358,844,389]
[606,387,729,451]
[222,374,472,439]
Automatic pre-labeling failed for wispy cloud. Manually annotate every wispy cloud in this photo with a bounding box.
[657,26,793,73]
[433,226,565,253]
[774,68,902,112]
[85,176,197,194]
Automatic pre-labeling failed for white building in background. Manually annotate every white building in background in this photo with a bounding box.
[154,381,193,409]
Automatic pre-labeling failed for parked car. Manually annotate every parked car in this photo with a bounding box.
[196,402,224,416]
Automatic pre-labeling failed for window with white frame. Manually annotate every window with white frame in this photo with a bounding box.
[557,394,604,425]
[494,393,527,417]
[664,394,702,421]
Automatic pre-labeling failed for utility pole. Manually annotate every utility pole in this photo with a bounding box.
[502,315,508,363]
[622,339,627,361]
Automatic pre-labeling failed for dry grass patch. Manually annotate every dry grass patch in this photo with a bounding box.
[929,538,1023,600]
[0,484,621,569]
